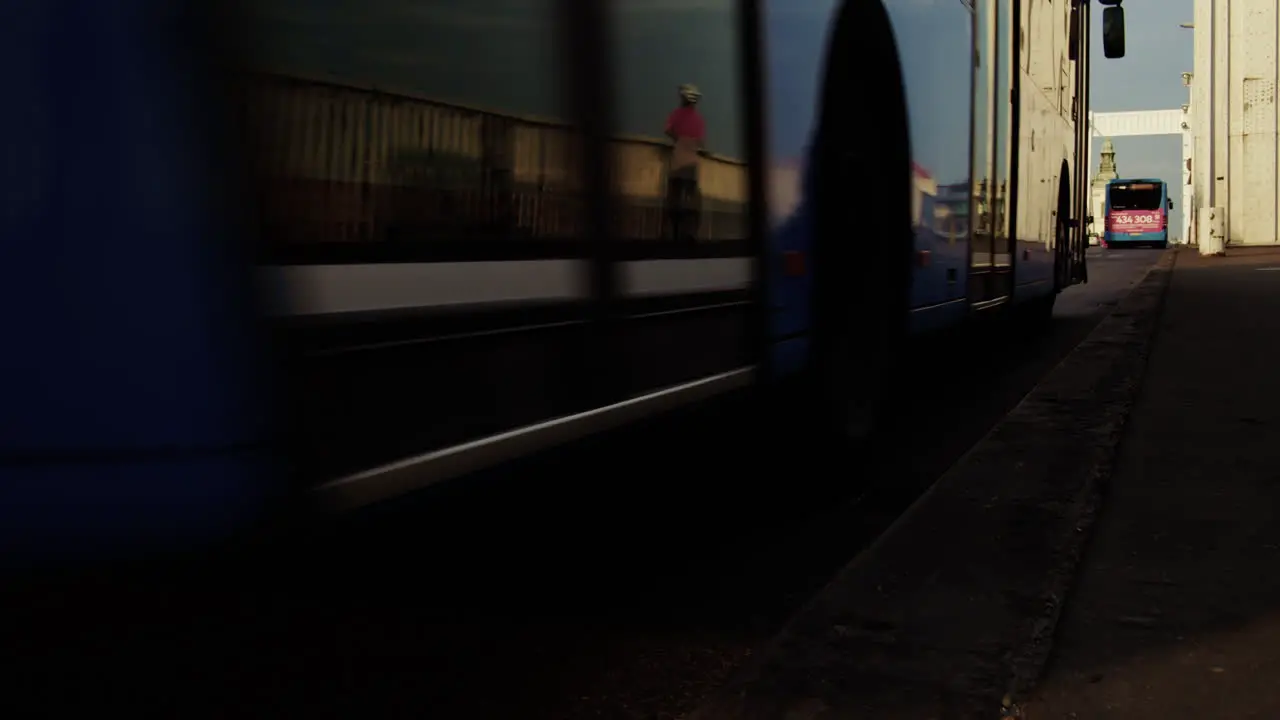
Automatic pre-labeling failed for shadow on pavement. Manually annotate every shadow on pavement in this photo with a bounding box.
[1031,249,1280,718]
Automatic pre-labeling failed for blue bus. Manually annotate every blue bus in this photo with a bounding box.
[1103,178,1172,249]
[3,0,1127,567]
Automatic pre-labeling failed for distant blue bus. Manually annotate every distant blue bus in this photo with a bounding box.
[1103,178,1171,249]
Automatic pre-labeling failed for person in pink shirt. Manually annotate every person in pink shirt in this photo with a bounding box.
[664,84,706,242]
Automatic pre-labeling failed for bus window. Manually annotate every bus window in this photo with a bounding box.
[606,0,754,398]
[609,0,750,246]
[236,1,598,487]
[1108,183,1163,211]
[237,0,586,259]
[970,0,995,274]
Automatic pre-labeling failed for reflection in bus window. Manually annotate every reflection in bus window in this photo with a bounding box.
[610,0,749,244]
[993,0,1013,269]
[971,0,994,271]
[236,0,585,257]
[1108,183,1163,211]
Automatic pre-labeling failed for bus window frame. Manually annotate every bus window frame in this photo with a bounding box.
[556,0,773,404]
[555,0,619,412]
[737,0,772,387]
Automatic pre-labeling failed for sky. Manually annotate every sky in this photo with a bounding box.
[1089,0,1195,239]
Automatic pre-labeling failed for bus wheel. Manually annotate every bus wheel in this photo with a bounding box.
[807,0,911,449]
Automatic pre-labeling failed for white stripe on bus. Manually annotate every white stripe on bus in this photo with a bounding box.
[259,260,586,317]
[260,258,754,316]
[618,258,753,297]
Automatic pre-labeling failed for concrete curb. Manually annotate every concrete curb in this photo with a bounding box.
[998,248,1177,714]
[690,250,1179,720]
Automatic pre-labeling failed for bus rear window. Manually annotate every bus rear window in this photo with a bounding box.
[1108,184,1162,211]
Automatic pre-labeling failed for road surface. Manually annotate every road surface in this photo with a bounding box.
[1057,246,1162,318]
[1029,248,1280,719]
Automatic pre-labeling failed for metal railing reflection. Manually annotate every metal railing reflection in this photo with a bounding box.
[235,72,749,248]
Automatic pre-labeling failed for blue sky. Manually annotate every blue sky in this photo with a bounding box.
[1090,0,1194,238]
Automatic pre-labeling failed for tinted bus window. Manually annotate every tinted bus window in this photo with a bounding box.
[2,0,282,563]
[236,1,596,486]
[604,0,754,399]
[237,0,586,258]
[1108,183,1162,210]
[610,0,749,244]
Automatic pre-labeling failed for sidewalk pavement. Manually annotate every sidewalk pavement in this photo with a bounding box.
[692,247,1280,720]
[1027,247,1280,718]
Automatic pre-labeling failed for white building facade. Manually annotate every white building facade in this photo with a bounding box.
[1192,0,1280,247]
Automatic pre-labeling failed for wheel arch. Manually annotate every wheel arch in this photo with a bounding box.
[1055,157,1072,289]
[804,0,914,439]
[809,0,913,333]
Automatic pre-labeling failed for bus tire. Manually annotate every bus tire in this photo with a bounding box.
[1053,161,1072,292]
[807,0,912,449]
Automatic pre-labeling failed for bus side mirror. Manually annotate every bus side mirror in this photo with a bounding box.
[1168,198,1174,209]
[1087,215,1095,224]
[1103,6,1126,59]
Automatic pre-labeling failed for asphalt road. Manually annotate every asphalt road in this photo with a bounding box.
[1058,246,1165,319]
[7,248,1162,720]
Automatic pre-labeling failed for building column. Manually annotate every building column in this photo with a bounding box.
[1181,73,1194,245]
[1192,0,1215,245]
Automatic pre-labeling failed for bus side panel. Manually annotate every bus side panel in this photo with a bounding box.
[884,0,974,329]
[763,0,976,352]
[1013,0,1075,299]
[761,0,836,376]
[2,0,279,567]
